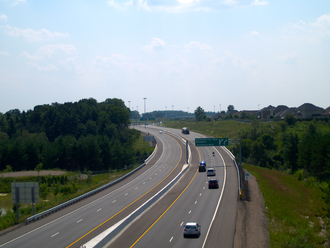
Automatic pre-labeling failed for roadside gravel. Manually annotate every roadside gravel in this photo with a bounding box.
[0,170,67,178]
[234,168,270,248]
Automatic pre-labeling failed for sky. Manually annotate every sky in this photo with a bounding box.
[0,0,329,114]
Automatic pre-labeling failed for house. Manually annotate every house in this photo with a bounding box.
[297,103,324,118]
[259,105,275,119]
[321,106,330,118]
[274,107,298,119]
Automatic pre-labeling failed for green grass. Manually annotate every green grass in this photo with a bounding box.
[244,164,327,247]
[0,133,154,231]
[166,120,249,139]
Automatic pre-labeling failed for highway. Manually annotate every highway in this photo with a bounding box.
[0,128,187,248]
[107,126,238,248]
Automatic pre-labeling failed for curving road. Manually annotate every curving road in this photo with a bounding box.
[107,125,238,248]
[0,129,187,248]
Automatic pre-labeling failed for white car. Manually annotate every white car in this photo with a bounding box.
[207,168,216,176]
[183,222,201,238]
[159,130,162,134]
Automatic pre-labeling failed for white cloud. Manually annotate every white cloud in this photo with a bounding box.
[276,52,297,64]
[212,51,258,68]
[26,62,58,71]
[283,14,330,41]
[0,51,10,56]
[142,37,166,51]
[21,44,77,61]
[185,41,212,51]
[3,25,68,42]
[0,14,8,21]
[107,0,133,11]
[250,31,260,36]
[107,0,268,13]
[93,54,140,72]
[12,0,26,7]
[251,0,269,6]
[38,44,77,57]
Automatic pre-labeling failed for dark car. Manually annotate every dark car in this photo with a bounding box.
[208,179,219,189]
[199,161,206,172]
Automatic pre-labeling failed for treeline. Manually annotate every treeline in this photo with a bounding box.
[0,98,147,172]
[232,115,330,181]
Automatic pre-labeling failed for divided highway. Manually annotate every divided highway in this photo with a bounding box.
[108,126,238,248]
[0,129,187,248]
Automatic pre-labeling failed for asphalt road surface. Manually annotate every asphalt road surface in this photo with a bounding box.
[107,125,238,248]
[0,128,187,248]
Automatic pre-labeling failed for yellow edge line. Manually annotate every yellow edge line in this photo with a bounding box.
[66,134,183,248]
[130,145,201,247]
[130,167,199,248]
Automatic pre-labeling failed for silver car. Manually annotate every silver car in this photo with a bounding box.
[183,222,201,238]
[207,168,216,176]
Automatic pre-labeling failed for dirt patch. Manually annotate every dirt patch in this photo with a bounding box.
[0,170,67,178]
[234,169,270,248]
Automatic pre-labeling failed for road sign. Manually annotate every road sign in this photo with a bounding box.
[195,138,229,147]
[11,182,39,204]
[245,172,250,181]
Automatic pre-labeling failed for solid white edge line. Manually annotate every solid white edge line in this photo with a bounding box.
[202,147,226,248]
[0,129,168,248]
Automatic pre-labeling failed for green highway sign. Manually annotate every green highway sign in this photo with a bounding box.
[195,138,229,147]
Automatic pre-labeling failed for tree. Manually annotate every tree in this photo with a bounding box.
[4,165,13,177]
[194,107,206,121]
[35,163,43,177]
[227,105,235,113]
[283,133,299,172]
[285,114,296,126]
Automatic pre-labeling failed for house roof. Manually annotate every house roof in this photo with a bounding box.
[298,103,324,111]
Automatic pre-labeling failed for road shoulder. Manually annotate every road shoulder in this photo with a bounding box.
[234,168,270,248]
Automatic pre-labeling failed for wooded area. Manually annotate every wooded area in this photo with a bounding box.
[0,98,147,172]
[232,115,330,182]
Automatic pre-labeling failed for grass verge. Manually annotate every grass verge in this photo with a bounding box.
[244,163,328,247]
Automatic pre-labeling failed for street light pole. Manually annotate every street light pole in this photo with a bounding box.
[143,98,147,113]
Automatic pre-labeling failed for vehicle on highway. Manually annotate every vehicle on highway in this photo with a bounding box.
[183,222,201,238]
[159,130,162,134]
[182,127,190,134]
[207,168,216,176]
[212,152,215,157]
[199,161,206,172]
[208,179,219,189]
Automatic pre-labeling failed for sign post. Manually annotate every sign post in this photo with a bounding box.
[12,182,39,222]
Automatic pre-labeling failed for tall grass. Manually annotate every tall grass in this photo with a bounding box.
[244,164,327,247]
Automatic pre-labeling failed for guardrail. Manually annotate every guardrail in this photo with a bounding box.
[221,146,241,199]
[82,152,191,248]
[25,145,158,224]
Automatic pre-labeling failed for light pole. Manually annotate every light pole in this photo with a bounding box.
[136,106,138,125]
[214,105,215,113]
[172,105,174,110]
[128,101,131,110]
[220,104,221,113]
[143,98,147,113]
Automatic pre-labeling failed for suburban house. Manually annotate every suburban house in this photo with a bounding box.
[211,103,329,120]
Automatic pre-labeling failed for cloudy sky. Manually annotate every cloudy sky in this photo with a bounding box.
[1,0,329,114]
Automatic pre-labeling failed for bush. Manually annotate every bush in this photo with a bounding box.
[294,169,308,181]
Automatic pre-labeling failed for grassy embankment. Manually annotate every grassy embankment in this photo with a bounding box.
[0,134,154,231]
[245,164,328,247]
[167,120,329,246]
